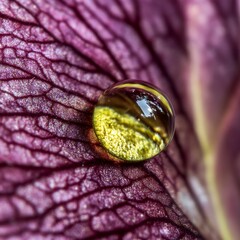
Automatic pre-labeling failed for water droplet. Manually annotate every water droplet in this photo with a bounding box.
[93,80,175,161]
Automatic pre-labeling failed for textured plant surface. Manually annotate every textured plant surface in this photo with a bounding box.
[0,0,239,239]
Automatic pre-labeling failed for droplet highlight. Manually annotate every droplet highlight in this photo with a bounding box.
[93,80,175,161]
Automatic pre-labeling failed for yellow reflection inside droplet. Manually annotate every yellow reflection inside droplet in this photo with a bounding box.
[93,106,167,161]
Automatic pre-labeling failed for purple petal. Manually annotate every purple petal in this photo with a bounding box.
[0,0,238,239]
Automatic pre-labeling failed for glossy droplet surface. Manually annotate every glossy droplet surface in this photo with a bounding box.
[93,80,175,161]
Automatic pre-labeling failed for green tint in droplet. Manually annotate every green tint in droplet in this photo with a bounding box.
[93,80,175,161]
